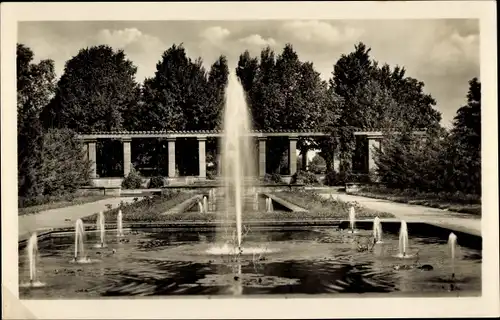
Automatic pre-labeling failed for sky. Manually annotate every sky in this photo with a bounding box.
[18,19,479,129]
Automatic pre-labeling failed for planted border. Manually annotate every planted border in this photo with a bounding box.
[350,186,481,216]
[81,191,193,223]
[274,190,394,219]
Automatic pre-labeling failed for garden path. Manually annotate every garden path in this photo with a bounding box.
[320,192,481,237]
[18,197,141,240]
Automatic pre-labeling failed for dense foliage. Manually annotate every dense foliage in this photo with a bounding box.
[373,78,481,195]
[17,44,91,200]
[121,166,144,189]
[17,40,480,203]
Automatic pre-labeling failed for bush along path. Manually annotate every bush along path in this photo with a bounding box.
[347,186,481,216]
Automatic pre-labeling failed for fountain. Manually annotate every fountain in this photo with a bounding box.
[397,220,410,258]
[266,197,274,213]
[218,70,257,253]
[373,217,383,243]
[198,200,204,213]
[117,209,124,237]
[73,219,91,263]
[203,196,209,213]
[209,189,217,211]
[20,232,45,288]
[95,211,106,248]
[348,206,356,233]
[253,192,259,211]
[448,232,457,279]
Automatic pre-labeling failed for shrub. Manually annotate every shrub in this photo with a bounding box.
[148,176,165,188]
[290,170,319,185]
[206,171,216,180]
[324,170,342,186]
[263,173,283,184]
[121,167,143,189]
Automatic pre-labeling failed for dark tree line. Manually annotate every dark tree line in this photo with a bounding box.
[17,41,481,201]
[374,78,481,195]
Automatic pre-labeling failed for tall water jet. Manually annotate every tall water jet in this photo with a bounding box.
[348,206,356,233]
[117,209,124,237]
[73,219,87,262]
[96,211,106,248]
[373,217,383,243]
[221,71,256,250]
[448,232,457,279]
[398,220,409,258]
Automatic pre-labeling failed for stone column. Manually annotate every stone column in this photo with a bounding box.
[87,139,97,179]
[289,136,298,176]
[258,137,266,178]
[302,149,309,171]
[368,137,381,174]
[216,152,222,175]
[198,137,206,179]
[122,137,132,177]
[167,138,176,178]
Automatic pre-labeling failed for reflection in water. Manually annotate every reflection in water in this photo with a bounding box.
[19,229,482,298]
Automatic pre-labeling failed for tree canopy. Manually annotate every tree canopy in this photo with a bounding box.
[17,44,91,199]
[42,45,140,132]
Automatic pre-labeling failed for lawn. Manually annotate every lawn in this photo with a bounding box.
[18,195,113,216]
[348,186,481,216]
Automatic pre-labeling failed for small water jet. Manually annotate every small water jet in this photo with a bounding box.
[397,220,411,258]
[373,217,383,243]
[209,189,217,211]
[73,219,91,263]
[20,232,46,288]
[203,196,209,213]
[348,206,357,233]
[198,200,204,213]
[266,197,274,213]
[448,232,457,279]
[253,193,259,211]
[94,211,106,248]
[117,209,124,237]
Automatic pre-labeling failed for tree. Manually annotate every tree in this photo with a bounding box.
[37,129,92,196]
[42,45,140,132]
[309,154,326,174]
[326,42,443,178]
[206,55,229,130]
[236,50,259,95]
[17,43,56,198]
[444,77,481,194]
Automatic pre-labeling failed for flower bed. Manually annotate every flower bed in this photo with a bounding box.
[81,191,193,223]
[273,190,394,219]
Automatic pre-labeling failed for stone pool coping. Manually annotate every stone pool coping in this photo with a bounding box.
[19,218,482,250]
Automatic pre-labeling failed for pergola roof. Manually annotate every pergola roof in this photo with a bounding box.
[77,128,426,140]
